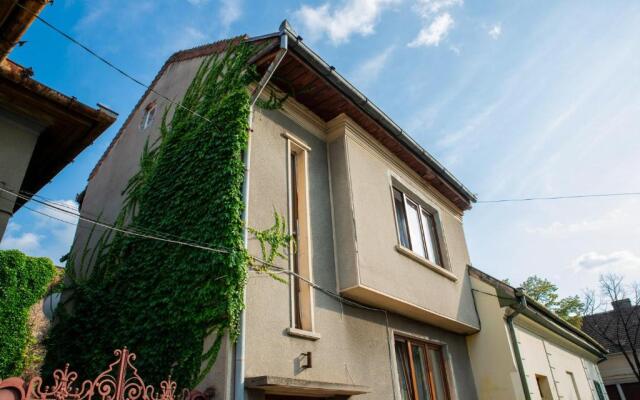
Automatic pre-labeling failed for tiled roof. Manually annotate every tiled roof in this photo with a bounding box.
[581,304,640,353]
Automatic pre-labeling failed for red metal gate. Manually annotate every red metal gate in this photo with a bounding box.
[0,348,212,400]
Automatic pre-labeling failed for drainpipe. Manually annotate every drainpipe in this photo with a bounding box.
[507,290,531,400]
[234,25,288,400]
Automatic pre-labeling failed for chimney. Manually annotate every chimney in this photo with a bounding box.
[612,298,632,310]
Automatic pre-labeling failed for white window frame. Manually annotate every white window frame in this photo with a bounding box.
[392,186,445,268]
[141,102,156,130]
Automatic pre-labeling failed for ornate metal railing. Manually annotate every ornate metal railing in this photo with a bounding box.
[0,348,213,400]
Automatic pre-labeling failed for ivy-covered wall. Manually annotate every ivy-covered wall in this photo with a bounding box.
[44,42,264,388]
[0,249,56,378]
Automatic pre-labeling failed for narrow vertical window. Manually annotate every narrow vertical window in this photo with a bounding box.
[141,101,156,130]
[289,139,313,332]
[404,198,426,258]
[394,188,411,248]
[421,210,441,265]
[394,336,451,400]
[566,371,581,400]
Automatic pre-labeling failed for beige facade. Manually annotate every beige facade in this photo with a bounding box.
[467,269,608,400]
[73,30,484,397]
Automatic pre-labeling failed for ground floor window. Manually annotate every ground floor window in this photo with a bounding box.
[394,336,450,400]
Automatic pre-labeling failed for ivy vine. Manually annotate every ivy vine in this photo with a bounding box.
[0,250,56,378]
[44,42,291,388]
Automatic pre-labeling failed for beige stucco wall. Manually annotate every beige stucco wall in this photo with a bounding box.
[0,109,41,239]
[244,107,478,399]
[72,52,481,399]
[327,115,479,333]
[599,353,636,385]
[467,274,607,400]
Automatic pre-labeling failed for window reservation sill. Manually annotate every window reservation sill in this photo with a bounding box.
[395,245,458,282]
[286,327,321,341]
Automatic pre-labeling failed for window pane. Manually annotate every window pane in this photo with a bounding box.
[428,348,448,400]
[395,341,414,400]
[394,189,411,248]
[411,345,432,400]
[405,200,426,257]
[421,211,441,265]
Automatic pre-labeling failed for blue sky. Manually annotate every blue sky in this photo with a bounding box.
[2,0,640,297]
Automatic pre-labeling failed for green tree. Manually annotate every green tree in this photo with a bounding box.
[519,275,583,327]
[0,249,56,378]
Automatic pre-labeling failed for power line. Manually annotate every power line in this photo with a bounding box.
[477,191,640,204]
[0,186,230,254]
[13,0,214,125]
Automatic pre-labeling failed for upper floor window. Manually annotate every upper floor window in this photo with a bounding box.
[141,101,156,130]
[288,136,313,333]
[393,188,442,266]
[395,336,450,400]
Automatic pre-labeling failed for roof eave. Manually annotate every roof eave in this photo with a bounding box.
[277,26,477,207]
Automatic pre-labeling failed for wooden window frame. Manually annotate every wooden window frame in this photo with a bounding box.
[394,335,451,400]
[392,187,444,267]
[287,136,314,333]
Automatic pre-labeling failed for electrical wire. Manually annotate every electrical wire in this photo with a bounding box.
[0,186,229,254]
[477,192,640,203]
[12,0,214,125]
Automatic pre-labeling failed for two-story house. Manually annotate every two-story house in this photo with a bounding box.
[72,21,479,399]
[61,21,606,400]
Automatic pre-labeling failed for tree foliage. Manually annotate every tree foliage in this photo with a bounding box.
[519,275,583,327]
[44,42,265,388]
[0,250,56,378]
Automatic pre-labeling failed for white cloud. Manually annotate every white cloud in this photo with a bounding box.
[572,251,640,273]
[414,0,462,18]
[351,46,395,87]
[294,0,400,44]
[525,208,632,236]
[488,23,502,39]
[408,12,455,47]
[220,0,242,29]
[0,232,41,252]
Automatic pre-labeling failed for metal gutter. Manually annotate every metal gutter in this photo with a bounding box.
[507,292,532,400]
[276,21,477,206]
[234,26,288,400]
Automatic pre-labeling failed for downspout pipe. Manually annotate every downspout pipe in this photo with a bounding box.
[234,27,288,400]
[507,290,531,400]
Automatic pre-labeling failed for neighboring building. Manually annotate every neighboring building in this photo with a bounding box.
[0,0,116,240]
[467,266,608,400]
[582,299,640,400]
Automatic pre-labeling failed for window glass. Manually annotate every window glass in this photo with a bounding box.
[404,199,426,258]
[395,341,414,400]
[428,348,448,400]
[421,210,441,265]
[594,381,605,400]
[394,337,450,400]
[411,344,432,400]
[394,189,411,248]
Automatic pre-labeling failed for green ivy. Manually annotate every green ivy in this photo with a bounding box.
[0,250,56,378]
[43,42,285,388]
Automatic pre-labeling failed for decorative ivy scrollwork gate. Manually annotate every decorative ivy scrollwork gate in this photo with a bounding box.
[0,348,213,400]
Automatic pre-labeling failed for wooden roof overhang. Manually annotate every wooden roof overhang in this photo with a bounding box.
[0,60,117,211]
[251,32,476,211]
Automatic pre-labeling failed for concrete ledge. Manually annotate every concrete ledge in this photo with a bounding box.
[245,376,370,396]
[395,245,458,282]
[286,327,321,341]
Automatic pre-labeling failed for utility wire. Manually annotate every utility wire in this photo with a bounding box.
[477,192,640,204]
[0,186,229,254]
[12,0,214,125]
